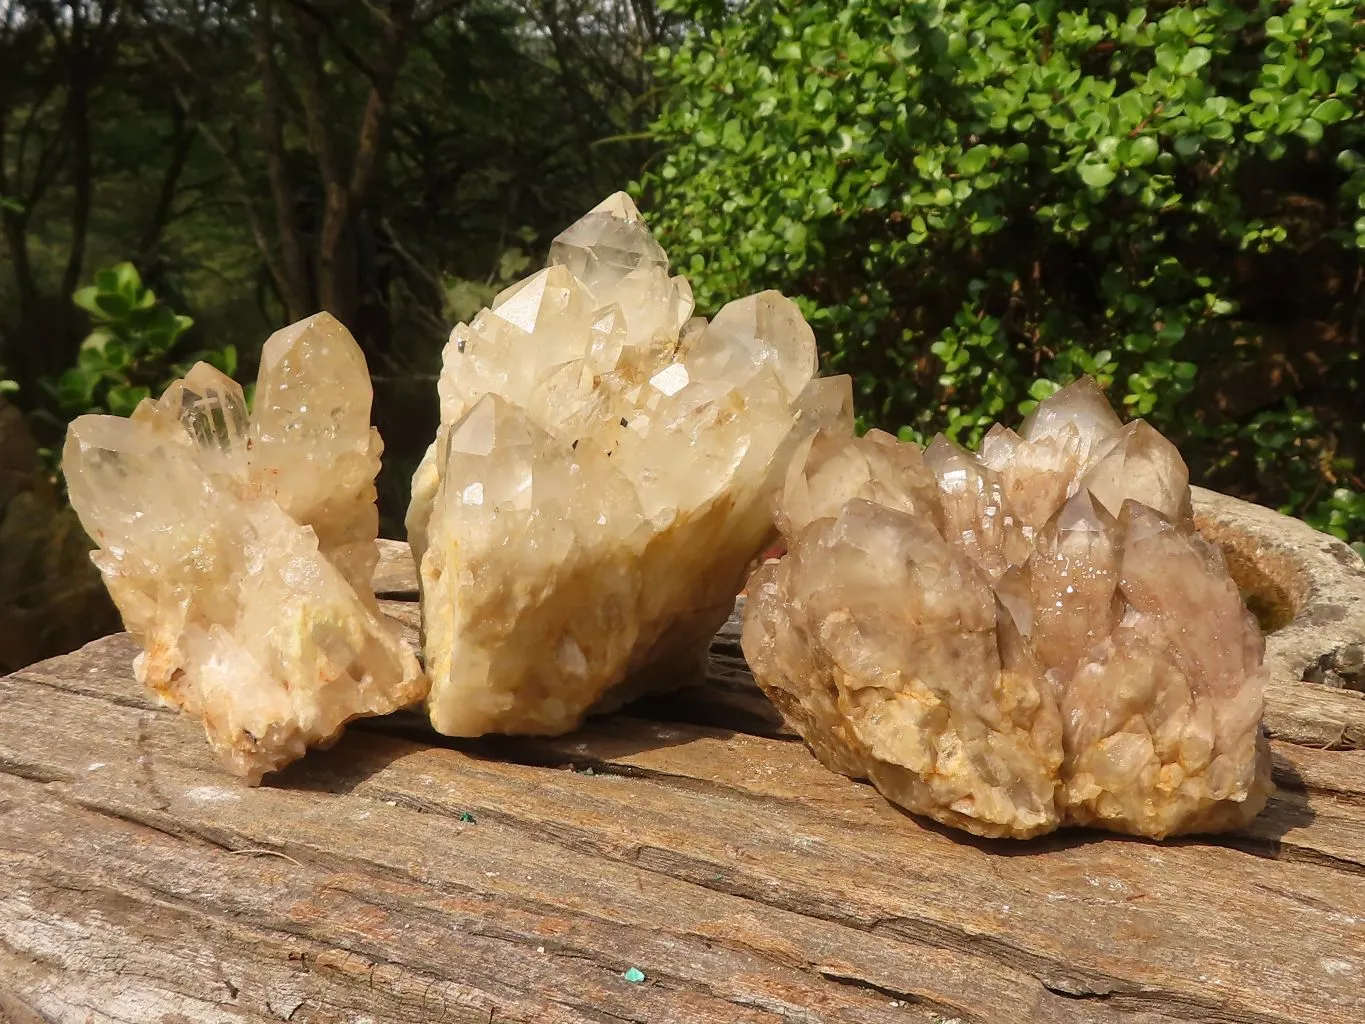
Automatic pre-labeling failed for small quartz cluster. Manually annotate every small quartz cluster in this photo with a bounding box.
[407,193,850,737]
[64,314,426,782]
[743,378,1272,839]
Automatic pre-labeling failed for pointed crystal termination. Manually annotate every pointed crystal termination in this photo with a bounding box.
[64,313,425,783]
[408,192,852,737]
[548,190,669,295]
[743,376,1271,840]
[252,314,387,594]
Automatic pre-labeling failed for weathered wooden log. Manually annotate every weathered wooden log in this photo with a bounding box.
[2,491,1363,1023]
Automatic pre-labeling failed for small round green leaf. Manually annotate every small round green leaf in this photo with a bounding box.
[1312,98,1349,124]
[94,292,133,319]
[1028,378,1061,401]
[1180,47,1211,74]
[72,286,103,316]
[1129,136,1159,166]
[958,144,991,176]
[1173,135,1201,158]
[1079,162,1116,188]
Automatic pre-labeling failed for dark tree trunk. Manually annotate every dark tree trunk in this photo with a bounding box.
[136,106,196,264]
[252,0,311,321]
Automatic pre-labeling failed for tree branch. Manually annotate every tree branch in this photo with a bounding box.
[60,53,93,297]
[153,30,293,308]
[251,0,310,318]
[291,1,349,315]
[13,72,64,202]
[60,1,126,298]
[281,0,377,80]
[1,208,37,313]
[412,0,466,29]
[347,0,416,204]
[136,103,196,261]
[27,0,69,56]
[308,0,417,317]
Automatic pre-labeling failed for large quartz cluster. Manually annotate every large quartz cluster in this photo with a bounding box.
[408,193,849,736]
[64,314,426,782]
[743,378,1272,839]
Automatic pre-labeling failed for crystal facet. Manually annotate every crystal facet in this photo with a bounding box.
[408,193,850,736]
[743,377,1271,839]
[64,313,426,782]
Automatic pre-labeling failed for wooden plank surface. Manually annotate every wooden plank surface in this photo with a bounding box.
[2,579,1364,1022]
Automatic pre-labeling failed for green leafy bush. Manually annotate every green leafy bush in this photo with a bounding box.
[647,0,1364,544]
[53,262,236,418]
[1312,486,1365,559]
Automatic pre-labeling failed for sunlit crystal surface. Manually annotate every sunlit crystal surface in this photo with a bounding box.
[408,193,850,736]
[64,313,425,782]
[743,377,1271,839]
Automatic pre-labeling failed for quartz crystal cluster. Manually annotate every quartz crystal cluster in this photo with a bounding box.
[408,193,850,736]
[64,314,426,782]
[743,378,1272,839]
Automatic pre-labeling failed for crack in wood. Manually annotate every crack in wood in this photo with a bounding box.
[814,968,973,1021]
[0,755,70,786]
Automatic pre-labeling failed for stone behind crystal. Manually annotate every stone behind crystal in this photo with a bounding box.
[64,313,425,782]
[743,376,1272,840]
[409,192,851,737]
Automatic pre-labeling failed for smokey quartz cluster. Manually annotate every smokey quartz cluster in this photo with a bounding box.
[64,314,426,782]
[408,193,850,737]
[743,378,1272,839]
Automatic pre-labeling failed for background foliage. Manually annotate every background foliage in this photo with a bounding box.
[647,0,1364,550]
[0,0,1362,672]
[1,0,672,514]
[57,261,234,418]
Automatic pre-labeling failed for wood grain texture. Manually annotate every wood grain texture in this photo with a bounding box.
[2,585,1364,1023]
[372,539,419,599]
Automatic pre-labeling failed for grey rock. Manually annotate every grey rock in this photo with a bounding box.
[1193,485,1365,693]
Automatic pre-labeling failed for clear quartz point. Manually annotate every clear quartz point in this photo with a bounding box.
[1082,419,1193,522]
[176,363,249,462]
[408,193,850,737]
[1020,375,1123,463]
[548,190,670,295]
[63,312,425,783]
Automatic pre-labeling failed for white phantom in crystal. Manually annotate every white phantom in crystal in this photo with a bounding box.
[64,314,426,782]
[408,192,850,736]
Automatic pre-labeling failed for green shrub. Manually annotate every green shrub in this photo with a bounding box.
[52,262,237,418]
[647,0,1364,546]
